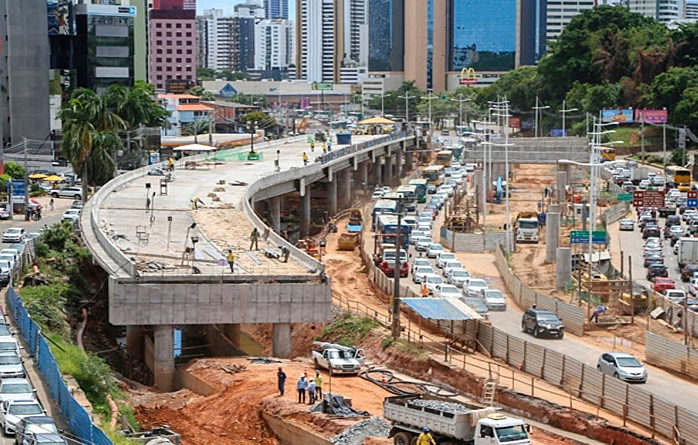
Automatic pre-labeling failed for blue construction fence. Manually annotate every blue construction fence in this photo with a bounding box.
[7,287,113,445]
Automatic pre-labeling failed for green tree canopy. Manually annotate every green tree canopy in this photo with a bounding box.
[186,85,216,101]
[4,162,25,180]
[240,111,278,131]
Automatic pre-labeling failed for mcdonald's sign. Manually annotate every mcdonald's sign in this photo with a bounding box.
[459,67,478,85]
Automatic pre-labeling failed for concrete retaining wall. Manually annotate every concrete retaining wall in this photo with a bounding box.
[439,227,512,252]
[177,368,219,397]
[261,412,332,445]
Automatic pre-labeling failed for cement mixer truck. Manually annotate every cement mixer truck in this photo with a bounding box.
[514,212,540,243]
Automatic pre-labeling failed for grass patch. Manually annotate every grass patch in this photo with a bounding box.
[320,313,378,347]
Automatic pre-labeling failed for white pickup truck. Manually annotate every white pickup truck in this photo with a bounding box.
[311,341,365,375]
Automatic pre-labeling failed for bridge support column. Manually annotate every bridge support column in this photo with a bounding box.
[556,247,572,290]
[556,171,568,207]
[269,196,281,233]
[327,178,337,216]
[405,151,414,172]
[339,169,352,210]
[546,212,560,263]
[300,184,311,238]
[395,150,403,178]
[224,324,241,348]
[126,325,144,362]
[373,158,382,186]
[272,323,292,358]
[359,162,368,189]
[384,155,393,185]
[154,325,175,392]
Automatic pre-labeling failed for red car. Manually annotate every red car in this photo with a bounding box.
[653,277,676,293]
[381,259,409,277]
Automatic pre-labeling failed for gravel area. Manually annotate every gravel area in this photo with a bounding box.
[329,417,391,445]
[409,398,473,414]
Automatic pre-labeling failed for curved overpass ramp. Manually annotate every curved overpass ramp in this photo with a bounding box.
[81,132,416,390]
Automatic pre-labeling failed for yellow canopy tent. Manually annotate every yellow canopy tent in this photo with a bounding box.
[28,173,47,180]
[44,175,65,182]
[358,116,395,125]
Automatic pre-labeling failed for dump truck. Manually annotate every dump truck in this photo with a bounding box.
[311,341,365,375]
[514,212,540,243]
[384,394,531,445]
[347,209,363,233]
[337,232,360,250]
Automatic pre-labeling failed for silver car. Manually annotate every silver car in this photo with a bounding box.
[0,399,44,435]
[619,219,634,231]
[597,352,647,383]
[0,353,23,378]
[481,289,507,310]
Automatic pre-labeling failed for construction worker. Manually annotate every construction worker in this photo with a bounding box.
[310,140,315,152]
[168,156,175,171]
[250,228,260,250]
[227,249,235,273]
[315,371,323,398]
[302,152,309,166]
[421,283,429,298]
[417,427,436,445]
[322,141,328,154]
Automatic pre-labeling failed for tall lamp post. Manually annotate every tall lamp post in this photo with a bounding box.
[558,100,578,137]
[424,90,439,132]
[247,120,259,153]
[450,95,471,130]
[533,96,550,138]
[398,92,417,130]
[391,197,404,338]
[488,99,515,253]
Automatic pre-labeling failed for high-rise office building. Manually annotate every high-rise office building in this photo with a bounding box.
[517,0,547,66]
[148,8,197,90]
[545,0,596,42]
[199,9,256,72]
[627,0,686,23]
[295,0,368,83]
[235,0,266,18]
[687,0,698,18]
[368,0,404,72]
[0,0,51,146]
[265,0,289,19]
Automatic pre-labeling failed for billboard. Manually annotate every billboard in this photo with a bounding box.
[48,0,72,35]
[458,67,478,85]
[634,108,668,124]
[602,108,634,123]
[509,116,521,129]
[311,82,333,91]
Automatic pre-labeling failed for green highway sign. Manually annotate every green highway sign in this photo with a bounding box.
[617,193,632,201]
[571,230,607,244]
[311,82,333,91]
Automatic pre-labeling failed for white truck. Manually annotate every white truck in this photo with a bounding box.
[678,237,698,269]
[631,166,649,185]
[384,395,531,445]
[311,341,365,375]
[515,212,540,244]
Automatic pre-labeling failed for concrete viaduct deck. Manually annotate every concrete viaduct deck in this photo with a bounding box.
[80,131,416,391]
[465,136,590,164]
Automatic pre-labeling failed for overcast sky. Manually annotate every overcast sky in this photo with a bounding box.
[197,0,295,16]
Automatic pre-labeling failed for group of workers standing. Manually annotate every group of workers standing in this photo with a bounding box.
[276,367,323,405]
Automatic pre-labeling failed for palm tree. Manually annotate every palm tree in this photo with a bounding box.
[61,89,126,201]
[105,82,168,128]
[185,121,209,143]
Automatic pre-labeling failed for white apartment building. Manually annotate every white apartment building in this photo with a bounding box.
[545,0,596,42]
[201,9,244,72]
[235,0,266,19]
[295,0,368,83]
[627,0,686,23]
[687,0,698,18]
[254,19,294,71]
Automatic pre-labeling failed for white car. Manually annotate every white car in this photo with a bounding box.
[427,243,444,258]
[0,399,44,435]
[466,278,489,297]
[447,268,471,287]
[413,266,435,284]
[619,219,634,231]
[416,222,432,234]
[481,289,507,310]
[371,190,384,200]
[424,274,444,293]
[411,258,431,275]
[1,229,25,244]
[443,260,464,276]
[61,209,81,224]
[0,256,15,271]
[639,179,650,189]
[409,230,427,244]
[415,238,433,252]
[0,379,34,403]
[0,353,23,379]
[664,289,686,304]
[433,284,463,299]
[0,261,11,283]
[690,278,698,296]
[436,252,458,268]
[419,211,435,221]
[50,186,82,199]
[0,337,20,357]
[597,352,647,383]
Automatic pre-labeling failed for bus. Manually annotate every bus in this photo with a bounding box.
[422,165,445,186]
[382,192,416,212]
[396,185,417,203]
[601,147,616,162]
[436,150,453,167]
[377,214,411,249]
[372,199,397,230]
[666,165,692,191]
[408,178,428,203]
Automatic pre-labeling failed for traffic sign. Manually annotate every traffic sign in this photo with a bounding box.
[617,193,632,202]
[570,230,607,245]
[688,191,698,208]
[311,82,333,91]
[632,190,665,207]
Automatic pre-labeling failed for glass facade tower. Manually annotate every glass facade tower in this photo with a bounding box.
[368,0,404,71]
[448,0,516,72]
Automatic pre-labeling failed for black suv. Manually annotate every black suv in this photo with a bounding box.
[521,308,564,339]
[647,264,668,280]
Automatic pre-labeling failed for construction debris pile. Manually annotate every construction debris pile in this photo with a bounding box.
[310,394,370,418]
[409,398,474,414]
[329,417,391,445]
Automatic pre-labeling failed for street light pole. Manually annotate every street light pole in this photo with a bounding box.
[398,92,416,129]
[425,90,439,132]
[558,100,578,137]
[450,95,471,130]
[391,198,404,338]
[532,96,550,138]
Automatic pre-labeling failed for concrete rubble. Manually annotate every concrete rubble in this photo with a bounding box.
[329,417,391,445]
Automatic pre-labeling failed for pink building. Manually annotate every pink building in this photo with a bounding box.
[148,9,197,91]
